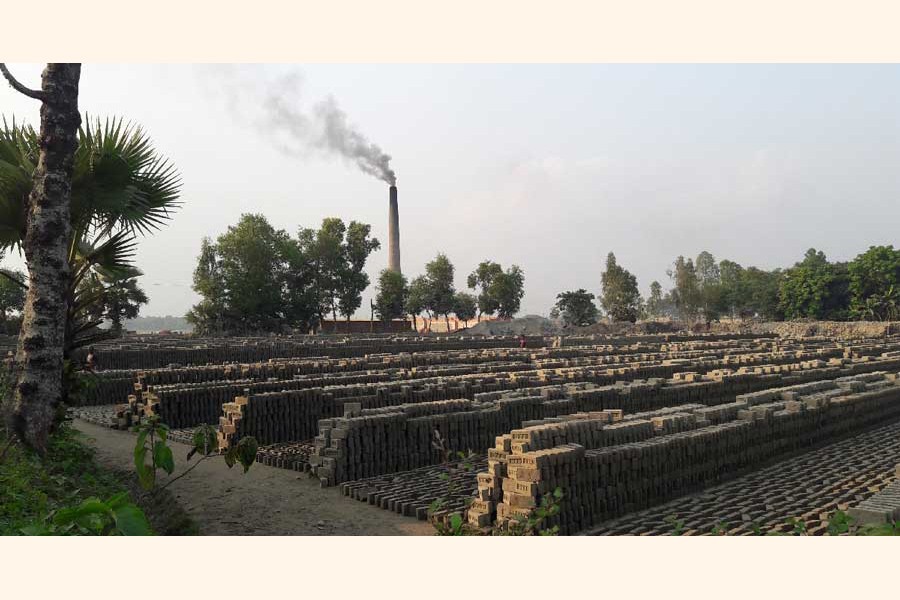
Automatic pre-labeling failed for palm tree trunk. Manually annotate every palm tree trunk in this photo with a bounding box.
[8,64,81,451]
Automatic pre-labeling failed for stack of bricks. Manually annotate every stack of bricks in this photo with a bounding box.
[848,464,900,526]
[473,371,900,534]
[72,333,549,370]
[299,355,900,485]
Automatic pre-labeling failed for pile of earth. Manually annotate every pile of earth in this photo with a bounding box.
[463,315,562,336]
[710,320,900,339]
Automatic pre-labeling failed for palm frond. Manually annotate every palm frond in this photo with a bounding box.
[0,119,37,252]
[71,115,182,237]
[75,229,138,274]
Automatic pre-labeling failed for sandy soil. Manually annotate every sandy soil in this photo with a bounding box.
[74,420,433,536]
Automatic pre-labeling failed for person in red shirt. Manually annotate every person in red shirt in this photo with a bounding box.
[518,334,527,349]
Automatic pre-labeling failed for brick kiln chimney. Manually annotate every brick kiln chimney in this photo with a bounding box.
[388,185,401,273]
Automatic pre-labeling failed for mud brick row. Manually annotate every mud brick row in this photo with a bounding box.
[71,333,549,370]
[589,421,900,535]
[255,440,317,471]
[310,394,563,486]
[340,455,489,520]
[304,356,900,486]
[476,371,900,534]
[72,370,140,406]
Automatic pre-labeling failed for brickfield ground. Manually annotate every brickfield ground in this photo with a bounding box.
[70,331,900,535]
[583,418,900,535]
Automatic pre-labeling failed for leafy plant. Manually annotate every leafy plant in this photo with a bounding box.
[826,510,854,535]
[665,514,685,536]
[433,512,468,536]
[710,520,730,536]
[133,418,257,491]
[428,430,477,535]
[20,492,150,536]
[499,487,564,536]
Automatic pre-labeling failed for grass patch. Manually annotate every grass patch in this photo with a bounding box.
[1,421,197,535]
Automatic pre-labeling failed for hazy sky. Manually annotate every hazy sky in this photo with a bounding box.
[1,64,898,318]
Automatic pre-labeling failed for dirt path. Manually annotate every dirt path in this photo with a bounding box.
[74,420,432,536]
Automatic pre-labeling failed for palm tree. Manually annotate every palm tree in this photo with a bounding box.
[0,116,181,354]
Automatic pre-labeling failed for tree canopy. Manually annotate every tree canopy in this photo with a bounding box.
[600,252,641,323]
[551,289,599,327]
[373,269,408,322]
[187,214,379,334]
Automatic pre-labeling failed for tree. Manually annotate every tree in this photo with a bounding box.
[694,251,723,323]
[551,289,599,327]
[303,218,346,323]
[742,266,783,320]
[337,221,380,321]
[467,261,525,320]
[406,275,430,331]
[669,256,700,322]
[600,252,641,323]
[451,291,478,327]
[645,280,665,319]
[848,245,900,320]
[424,253,456,330]
[187,214,313,334]
[216,214,292,332]
[186,237,227,335]
[98,274,148,335]
[492,265,526,319]
[779,248,850,320]
[373,269,408,322]
[717,260,745,319]
[467,261,503,320]
[78,269,148,336]
[0,63,81,450]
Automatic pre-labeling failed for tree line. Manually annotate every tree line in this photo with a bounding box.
[186,213,527,334]
[551,246,900,327]
[374,257,525,330]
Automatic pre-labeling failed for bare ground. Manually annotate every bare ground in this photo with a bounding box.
[73,420,433,536]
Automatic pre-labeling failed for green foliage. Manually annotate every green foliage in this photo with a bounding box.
[552,289,599,327]
[498,487,564,536]
[338,221,380,320]
[133,417,173,490]
[433,512,469,536]
[645,280,666,319]
[451,291,478,324]
[467,260,503,318]
[1,116,182,353]
[826,510,853,535]
[0,264,25,319]
[1,423,149,535]
[848,245,900,320]
[665,514,685,536]
[492,265,526,320]
[225,436,259,473]
[424,253,456,322]
[779,249,851,320]
[373,269,408,322]
[600,252,641,323]
[77,269,148,336]
[428,431,477,536]
[669,256,701,322]
[694,251,724,323]
[21,492,151,536]
[710,521,730,535]
[134,417,258,490]
[406,275,430,325]
[188,215,379,334]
